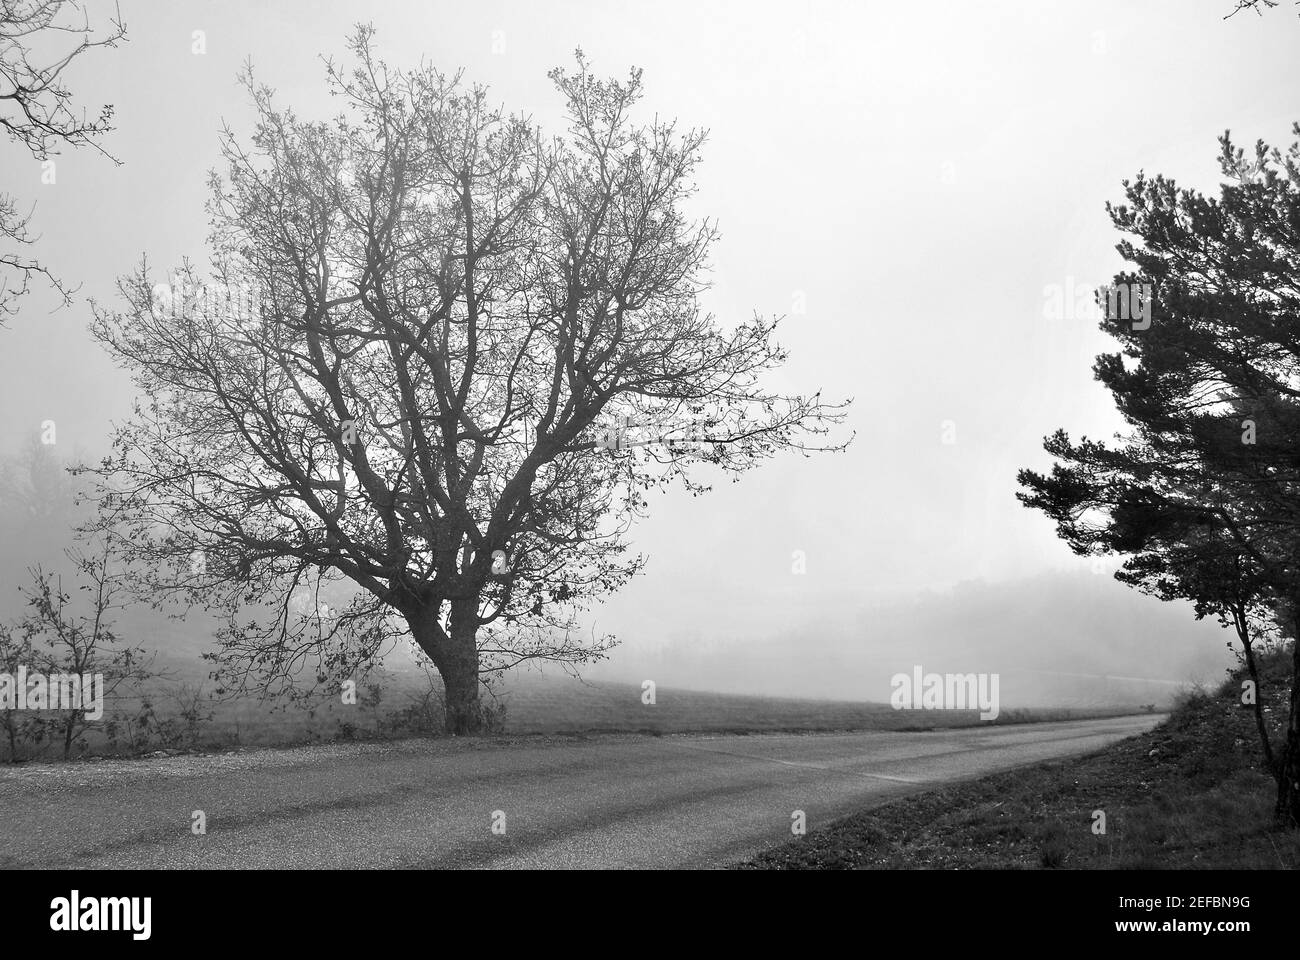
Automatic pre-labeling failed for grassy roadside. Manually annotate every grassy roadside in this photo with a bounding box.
[743,649,1300,869]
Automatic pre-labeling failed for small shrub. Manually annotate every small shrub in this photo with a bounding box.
[1037,822,1069,869]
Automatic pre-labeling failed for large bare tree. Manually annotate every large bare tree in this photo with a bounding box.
[85,28,849,733]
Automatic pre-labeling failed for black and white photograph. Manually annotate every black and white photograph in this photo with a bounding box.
[0,0,1296,941]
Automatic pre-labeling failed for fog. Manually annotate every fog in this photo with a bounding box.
[2,0,1293,706]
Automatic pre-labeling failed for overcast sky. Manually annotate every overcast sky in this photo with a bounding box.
[3,0,1298,701]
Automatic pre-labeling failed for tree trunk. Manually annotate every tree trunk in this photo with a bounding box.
[3,713,16,764]
[1275,635,1300,827]
[410,599,483,736]
[1232,609,1276,779]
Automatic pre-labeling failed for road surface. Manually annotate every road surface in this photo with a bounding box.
[0,714,1161,869]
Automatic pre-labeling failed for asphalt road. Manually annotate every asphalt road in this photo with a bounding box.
[0,714,1161,869]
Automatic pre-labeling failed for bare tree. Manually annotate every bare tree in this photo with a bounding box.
[0,620,37,761]
[0,429,76,525]
[0,0,125,323]
[7,538,155,759]
[0,431,86,598]
[84,28,850,734]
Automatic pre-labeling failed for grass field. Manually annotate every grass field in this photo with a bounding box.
[127,672,1138,744]
[743,647,1300,869]
[2,658,1146,762]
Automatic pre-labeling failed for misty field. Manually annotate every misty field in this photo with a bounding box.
[1,659,1141,764]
